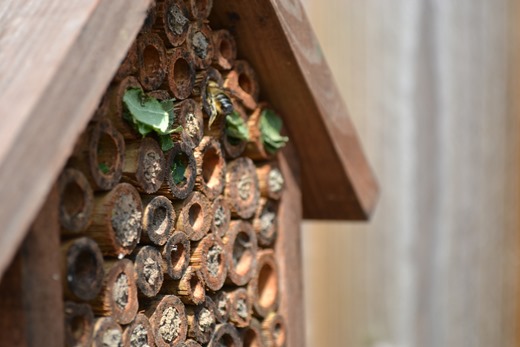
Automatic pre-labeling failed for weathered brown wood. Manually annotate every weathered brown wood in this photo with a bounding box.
[210,0,378,220]
[0,0,151,280]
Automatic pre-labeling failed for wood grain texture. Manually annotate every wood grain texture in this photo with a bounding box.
[210,0,378,220]
[0,0,151,280]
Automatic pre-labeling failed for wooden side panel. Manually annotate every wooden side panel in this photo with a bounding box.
[0,0,151,280]
[210,0,378,221]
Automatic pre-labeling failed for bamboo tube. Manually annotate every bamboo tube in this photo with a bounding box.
[209,291,230,323]
[148,89,172,100]
[242,318,265,347]
[244,103,281,161]
[252,198,279,247]
[248,250,279,318]
[162,231,191,280]
[186,22,214,70]
[225,287,252,328]
[184,0,213,21]
[141,0,157,33]
[190,234,227,291]
[210,196,230,240]
[69,119,126,191]
[157,142,196,200]
[261,313,286,347]
[137,32,167,91]
[122,313,155,347]
[144,295,188,347]
[122,137,165,194]
[223,221,258,286]
[92,317,123,347]
[64,301,94,347]
[114,41,138,82]
[174,191,212,241]
[141,195,176,246]
[154,0,190,48]
[61,237,104,301]
[194,137,226,200]
[91,259,139,325]
[106,76,143,140]
[89,183,143,257]
[224,60,259,111]
[221,99,248,159]
[182,339,202,347]
[58,168,94,233]
[185,298,216,344]
[163,47,196,99]
[224,157,260,219]
[161,265,206,305]
[207,323,241,347]
[173,98,204,149]
[255,162,284,200]
[133,245,164,298]
[211,29,237,71]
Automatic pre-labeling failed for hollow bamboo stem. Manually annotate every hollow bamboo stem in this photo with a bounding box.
[64,301,94,347]
[58,168,94,233]
[141,195,176,246]
[190,234,227,291]
[92,317,123,347]
[162,265,206,305]
[162,231,191,280]
[137,32,167,91]
[256,162,284,200]
[184,0,213,20]
[261,313,286,347]
[144,295,188,347]
[223,60,259,111]
[157,142,197,200]
[122,137,165,194]
[225,287,252,328]
[209,291,230,324]
[252,198,279,247]
[248,249,279,318]
[122,313,155,347]
[174,191,212,241]
[242,318,265,347]
[194,137,226,200]
[163,47,195,99]
[222,221,258,286]
[185,298,216,344]
[154,0,190,48]
[224,157,260,219]
[207,323,241,347]
[187,22,214,70]
[133,245,165,298]
[211,29,237,71]
[173,98,204,149]
[210,196,230,240]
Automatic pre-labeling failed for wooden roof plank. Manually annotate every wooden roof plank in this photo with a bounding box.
[0,0,151,279]
[210,0,379,220]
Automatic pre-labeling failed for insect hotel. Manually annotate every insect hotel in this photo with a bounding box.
[0,1,378,346]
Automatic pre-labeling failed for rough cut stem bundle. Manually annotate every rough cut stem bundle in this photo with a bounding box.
[137,32,167,91]
[89,183,143,257]
[61,237,104,301]
[161,265,206,305]
[163,47,195,99]
[141,195,176,246]
[185,297,216,344]
[154,0,190,47]
[255,161,284,200]
[114,41,138,82]
[210,196,230,240]
[68,119,126,191]
[132,245,165,298]
[144,295,188,347]
[91,259,139,325]
[209,291,230,323]
[221,99,248,159]
[248,249,279,318]
[224,157,260,219]
[244,103,275,161]
[58,168,94,233]
[223,220,258,286]
[184,0,213,20]
[92,317,123,347]
[122,313,155,347]
[186,22,214,70]
[223,60,259,111]
[225,287,252,328]
[190,234,227,291]
[162,231,191,280]
[262,313,287,347]
[242,318,265,347]
[211,29,237,71]
[173,98,204,149]
[207,323,241,347]
[194,137,226,200]
[157,142,197,200]
[252,198,279,247]
[64,301,94,347]
[106,76,142,140]
[122,137,165,194]
[174,191,212,241]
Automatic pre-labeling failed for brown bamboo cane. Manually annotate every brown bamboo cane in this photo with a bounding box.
[122,137,165,194]
[92,317,123,347]
[141,195,176,246]
[61,237,104,301]
[207,323,241,347]
[194,136,226,200]
[225,287,252,328]
[255,161,284,200]
[209,291,230,324]
[261,313,286,347]
[252,198,279,247]
[132,245,165,298]
[183,0,213,21]
[185,297,216,344]
[154,0,190,48]
[248,250,279,318]
[157,142,197,200]
[122,313,155,347]
[190,234,227,291]
[211,29,237,71]
[210,196,230,241]
[91,259,139,325]
[223,60,260,111]
[222,220,258,286]
[161,265,206,305]
[224,157,260,219]
[173,98,204,149]
[144,295,188,347]
[137,32,167,91]
[64,301,94,347]
[162,231,191,280]
[58,168,94,233]
[88,183,143,257]
[186,21,214,70]
[242,318,265,347]
[174,191,212,241]
[163,47,196,100]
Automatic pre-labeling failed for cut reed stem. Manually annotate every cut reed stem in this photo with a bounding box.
[256,162,284,200]
[141,195,176,246]
[122,137,165,194]
[252,198,279,247]
[224,157,260,219]
[137,32,167,91]
[161,265,206,305]
[186,298,216,344]
[248,249,279,318]
[154,0,190,47]
[187,22,214,70]
[223,60,259,111]
[242,318,265,347]
[58,168,94,233]
[223,220,258,286]
[133,245,164,298]
[194,136,226,200]
[184,0,213,20]
[92,317,123,347]
[64,301,94,347]
[190,234,227,291]
[262,313,287,347]
[207,323,241,347]
[164,47,195,99]
[106,76,143,140]
[157,142,197,200]
[122,313,155,347]
[225,287,252,328]
[212,29,237,71]
[144,295,188,347]
[162,231,191,280]
[210,196,230,240]
[209,291,230,323]
[172,98,204,149]
[174,191,212,241]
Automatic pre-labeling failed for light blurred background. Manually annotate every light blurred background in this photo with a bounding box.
[300,0,520,346]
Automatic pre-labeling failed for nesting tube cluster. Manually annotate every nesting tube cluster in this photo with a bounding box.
[57,0,288,346]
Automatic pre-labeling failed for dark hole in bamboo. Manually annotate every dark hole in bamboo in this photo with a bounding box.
[238,73,253,94]
[233,231,252,274]
[171,241,187,273]
[188,203,203,230]
[74,249,98,284]
[174,57,190,86]
[219,39,233,61]
[143,45,161,78]
[202,146,219,187]
[257,261,277,309]
[62,180,85,218]
[274,322,284,345]
[221,334,237,347]
[190,274,205,303]
[97,132,117,175]
[172,152,189,187]
[243,329,261,347]
[152,206,168,235]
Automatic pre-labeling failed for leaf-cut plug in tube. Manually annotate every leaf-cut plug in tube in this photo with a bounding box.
[123,137,165,194]
[157,142,197,200]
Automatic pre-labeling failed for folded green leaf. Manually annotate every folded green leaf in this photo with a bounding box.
[98,163,110,174]
[260,109,289,154]
[171,158,187,185]
[123,88,170,134]
[159,135,174,152]
[225,111,249,142]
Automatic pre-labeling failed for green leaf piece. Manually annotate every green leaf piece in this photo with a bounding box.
[259,109,289,154]
[98,163,110,174]
[171,158,187,185]
[123,88,170,134]
[159,135,174,152]
[225,111,249,143]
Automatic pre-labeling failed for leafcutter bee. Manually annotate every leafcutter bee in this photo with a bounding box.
[206,80,234,128]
